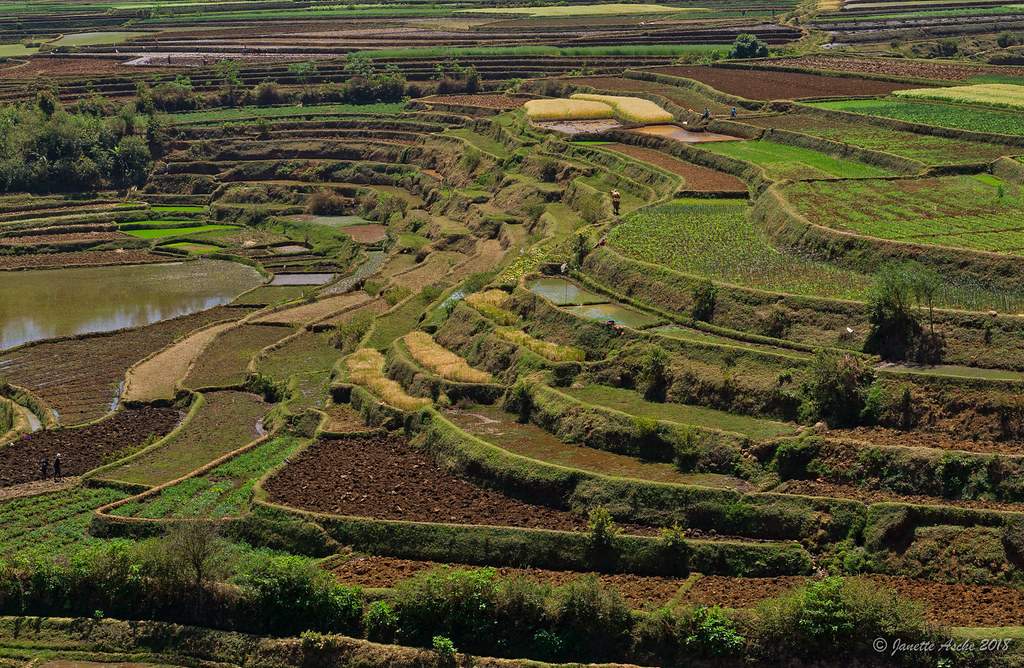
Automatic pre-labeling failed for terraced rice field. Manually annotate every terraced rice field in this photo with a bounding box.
[700,138,894,179]
[645,65,920,99]
[100,391,269,487]
[783,174,1024,254]
[183,324,294,388]
[810,98,1024,136]
[742,113,1020,165]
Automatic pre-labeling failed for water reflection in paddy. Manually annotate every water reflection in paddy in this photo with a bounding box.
[0,260,262,350]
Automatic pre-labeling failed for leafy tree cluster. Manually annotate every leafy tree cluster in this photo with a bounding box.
[729,33,769,59]
[0,90,152,193]
[865,261,944,363]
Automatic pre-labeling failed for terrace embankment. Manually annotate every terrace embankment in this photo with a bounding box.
[0,305,254,425]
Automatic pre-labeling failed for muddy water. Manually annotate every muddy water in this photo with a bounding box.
[630,124,740,143]
[527,277,608,306]
[269,272,334,286]
[0,260,262,351]
[564,302,663,329]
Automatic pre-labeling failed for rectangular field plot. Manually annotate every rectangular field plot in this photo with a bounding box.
[741,113,1019,165]
[112,435,304,519]
[699,139,893,179]
[558,76,731,114]
[894,83,1024,111]
[101,391,269,487]
[810,98,1024,137]
[565,385,797,440]
[783,175,1024,254]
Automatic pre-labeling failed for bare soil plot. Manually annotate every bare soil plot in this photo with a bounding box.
[0,407,181,488]
[265,433,655,534]
[184,324,294,389]
[831,428,1020,456]
[646,65,920,99]
[331,555,685,608]
[683,574,1024,626]
[603,143,748,191]
[0,231,127,247]
[0,57,170,80]
[101,391,268,487]
[321,402,368,432]
[759,56,1024,82]
[341,224,387,244]
[533,119,623,135]
[0,250,166,271]
[123,322,237,403]
[0,306,252,425]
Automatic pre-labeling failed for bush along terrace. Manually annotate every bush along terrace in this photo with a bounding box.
[0,19,1023,668]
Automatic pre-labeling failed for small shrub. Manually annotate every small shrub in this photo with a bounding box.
[691,280,716,322]
[799,351,875,427]
[363,600,399,642]
[432,635,457,664]
[586,506,620,554]
[306,190,347,215]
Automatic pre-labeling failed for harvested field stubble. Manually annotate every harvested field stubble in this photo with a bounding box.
[403,332,492,383]
[123,322,236,402]
[0,407,181,488]
[266,434,651,533]
[525,98,614,121]
[571,93,674,123]
[343,349,430,411]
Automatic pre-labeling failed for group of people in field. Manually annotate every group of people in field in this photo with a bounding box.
[39,454,63,482]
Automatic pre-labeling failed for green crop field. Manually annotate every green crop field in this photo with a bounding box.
[460,3,687,16]
[0,487,126,556]
[783,175,1024,252]
[810,98,1024,137]
[164,102,407,125]
[743,113,1018,165]
[699,140,893,179]
[112,435,305,519]
[101,391,269,486]
[608,199,874,300]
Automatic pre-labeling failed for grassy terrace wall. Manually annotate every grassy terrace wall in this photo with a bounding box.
[412,409,852,545]
[584,242,1024,371]
[753,182,1024,292]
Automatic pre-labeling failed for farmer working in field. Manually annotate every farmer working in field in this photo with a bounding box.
[611,189,621,216]
[53,454,62,482]
[39,457,48,481]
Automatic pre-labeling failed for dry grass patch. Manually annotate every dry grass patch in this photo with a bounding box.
[465,290,518,325]
[403,332,492,383]
[525,98,614,121]
[343,348,431,411]
[571,93,674,123]
[123,322,236,402]
[496,327,585,362]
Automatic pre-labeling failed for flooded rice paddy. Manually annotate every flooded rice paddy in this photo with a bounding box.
[0,260,262,350]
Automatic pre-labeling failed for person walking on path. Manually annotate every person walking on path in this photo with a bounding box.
[53,454,62,482]
[39,457,48,481]
[610,189,621,216]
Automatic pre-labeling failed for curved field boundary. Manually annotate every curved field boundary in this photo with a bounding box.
[249,430,813,577]
[385,338,506,405]
[561,270,825,359]
[83,392,205,492]
[411,408,867,542]
[753,180,1024,290]
[90,425,280,539]
[601,128,774,195]
[122,319,240,404]
[527,383,752,460]
[0,383,55,430]
[788,100,1024,149]
[539,78,697,125]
